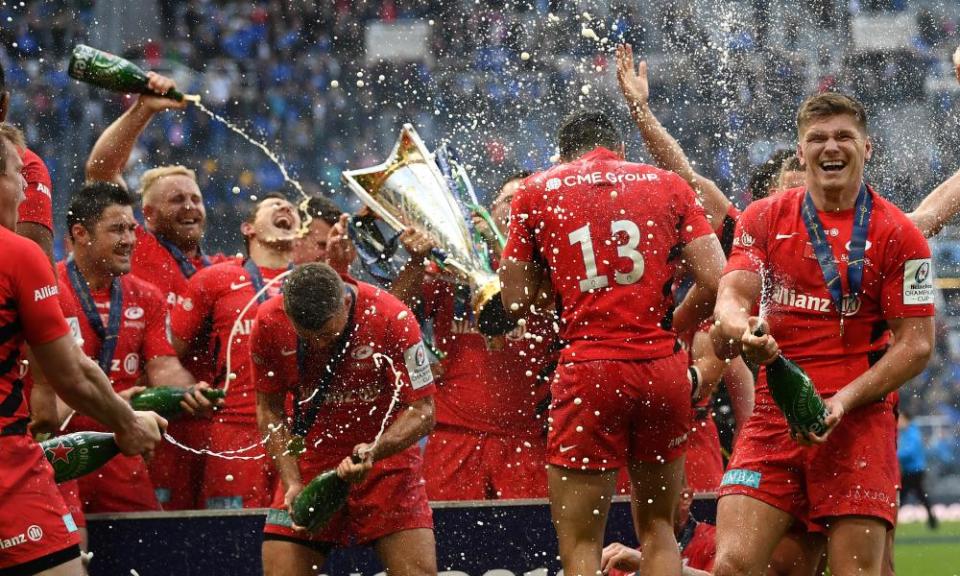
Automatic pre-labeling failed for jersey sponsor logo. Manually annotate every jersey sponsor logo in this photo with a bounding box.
[770,286,832,313]
[123,353,140,375]
[668,432,688,449]
[903,258,934,305]
[841,295,861,317]
[0,533,26,550]
[66,317,83,344]
[233,319,255,336]
[230,281,252,291]
[36,182,52,198]
[351,344,374,360]
[558,444,577,453]
[774,233,797,240]
[33,284,58,301]
[721,468,761,489]
[324,383,381,405]
[404,341,434,390]
[26,525,42,542]
[547,171,660,190]
[124,306,145,320]
[734,232,755,247]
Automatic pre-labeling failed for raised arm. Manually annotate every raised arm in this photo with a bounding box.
[388,227,437,310]
[85,73,186,185]
[908,167,960,238]
[616,43,731,229]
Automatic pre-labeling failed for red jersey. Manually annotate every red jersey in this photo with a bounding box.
[251,281,435,459]
[0,229,68,436]
[56,262,174,430]
[16,147,53,231]
[726,187,934,398]
[423,277,556,437]
[171,260,287,424]
[130,227,229,310]
[503,147,714,363]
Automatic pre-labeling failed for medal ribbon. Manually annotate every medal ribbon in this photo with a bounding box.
[66,258,123,373]
[291,287,358,439]
[799,182,873,317]
[154,233,211,278]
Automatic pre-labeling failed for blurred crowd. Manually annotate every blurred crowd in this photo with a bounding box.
[2,0,960,482]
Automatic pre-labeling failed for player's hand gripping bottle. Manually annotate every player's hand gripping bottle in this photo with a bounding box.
[41,432,121,483]
[290,457,361,531]
[68,44,200,102]
[130,386,225,418]
[754,327,829,435]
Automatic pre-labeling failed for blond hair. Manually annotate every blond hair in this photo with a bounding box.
[0,123,25,174]
[139,165,198,206]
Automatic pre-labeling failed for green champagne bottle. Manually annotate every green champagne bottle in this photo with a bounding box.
[290,460,359,531]
[130,386,225,417]
[68,44,200,102]
[41,432,120,483]
[752,327,829,435]
[765,354,829,435]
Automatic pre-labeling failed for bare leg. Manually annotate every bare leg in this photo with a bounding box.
[768,531,827,576]
[262,539,328,576]
[826,516,886,576]
[627,456,684,576]
[714,495,795,576]
[375,528,438,576]
[35,557,84,576]
[548,464,617,576]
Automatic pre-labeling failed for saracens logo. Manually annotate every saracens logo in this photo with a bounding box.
[738,232,755,247]
[351,345,374,360]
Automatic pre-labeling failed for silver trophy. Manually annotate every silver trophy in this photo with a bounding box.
[342,124,513,334]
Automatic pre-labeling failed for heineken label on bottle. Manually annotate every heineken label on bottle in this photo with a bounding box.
[68,44,124,80]
[41,432,119,483]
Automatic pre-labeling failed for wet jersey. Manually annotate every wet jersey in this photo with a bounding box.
[503,147,714,363]
[251,281,435,458]
[171,260,287,424]
[726,186,934,398]
[16,147,53,231]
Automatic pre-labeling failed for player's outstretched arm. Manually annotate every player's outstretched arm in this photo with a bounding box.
[30,335,166,456]
[711,270,761,361]
[366,396,435,463]
[616,43,731,229]
[674,234,725,333]
[499,258,546,319]
[908,166,960,238]
[16,222,53,265]
[85,72,187,186]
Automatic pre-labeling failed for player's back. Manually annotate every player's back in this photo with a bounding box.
[510,148,711,362]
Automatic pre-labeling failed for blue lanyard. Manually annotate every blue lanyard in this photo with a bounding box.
[66,259,123,373]
[292,287,357,438]
[154,233,211,278]
[800,183,873,318]
[242,259,292,304]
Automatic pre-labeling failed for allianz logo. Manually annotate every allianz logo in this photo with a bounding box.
[770,286,832,313]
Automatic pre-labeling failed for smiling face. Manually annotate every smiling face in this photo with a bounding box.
[72,204,138,278]
[142,174,206,249]
[797,113,871,198]
[242,196,301,249]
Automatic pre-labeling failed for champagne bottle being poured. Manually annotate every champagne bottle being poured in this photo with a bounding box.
[41,431,121,483]
[130,386,225,418]
[68,44,201,103]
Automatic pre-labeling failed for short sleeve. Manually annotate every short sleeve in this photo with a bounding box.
[880,219,935,319]
[16,148,53,231]
[724,200,769,276]
[14,242,68,345]
[140,283,177,361]
[385,302,435,403]
[501,178,539,264]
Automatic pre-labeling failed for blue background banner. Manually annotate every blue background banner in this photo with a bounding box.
[86,497,716,575]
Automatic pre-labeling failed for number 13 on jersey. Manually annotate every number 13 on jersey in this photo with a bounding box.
[568,220,645,293]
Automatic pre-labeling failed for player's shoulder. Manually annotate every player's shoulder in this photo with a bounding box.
[740,187,802,221]
[191,259,245,285]
[2,228,47,268]
[121,273,168,303]
[19,147,47,171]
[256,293,287,321]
